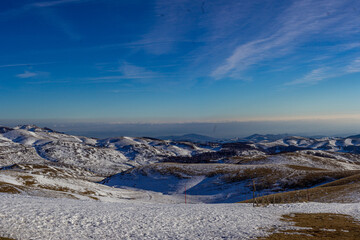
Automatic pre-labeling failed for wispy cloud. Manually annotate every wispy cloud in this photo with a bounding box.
[0,0,84,40]
[336,42,360,51]
[16,71,49,79]
[286,67,335,86]
[0,62,54,68]
[139,0,360,83]
[26,80,70,84]
[135,0,204,55]
[85,62,164,83]
[32,0,88,8]
[16,71,38,78]
[117,62,159,80]
[0,0,87,19]
[346,58,360,73]
[211,0,359,79]
[37,7,82,40]
[287,58,360,86]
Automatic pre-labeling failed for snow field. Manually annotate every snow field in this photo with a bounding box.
[0,194,359,240]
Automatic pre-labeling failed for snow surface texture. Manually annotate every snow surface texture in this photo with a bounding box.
[0,194,359,240]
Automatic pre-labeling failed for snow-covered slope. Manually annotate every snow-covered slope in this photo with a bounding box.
[0,193,359,240]
[97,137,210,165]
[249,135,360,153]
[102,159,360,203]
[0,163,189,203]
[0,138,45,166]
[1,125,360,239]
[2,125,360,204]
[0,125,214,176]
[234,150,360,171]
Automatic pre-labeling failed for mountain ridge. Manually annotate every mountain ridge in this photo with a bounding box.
[1,124,360,203]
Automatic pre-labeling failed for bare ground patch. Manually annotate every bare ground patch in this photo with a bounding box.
[259,213,360,240]
[0,236,15,240]
[241,173,360,204]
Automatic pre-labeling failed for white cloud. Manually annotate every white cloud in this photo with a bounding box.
[16,71,38,78]
[287,58,360,86]
[135,0,199,55]
[286,68,334,86]
[346,59,360,73]
[86,62,163,83]
[0,62,54,68]
[211,0,357,79]
[32,0,86,8]
[16,71,49,79]
[118,62,158,79]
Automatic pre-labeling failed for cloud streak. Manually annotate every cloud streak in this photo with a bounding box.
[0,0,85,40]
[117,62,159,79]
[85,62,167,83]
[37,7,82,40]
[32,0,88,8]
[0,62,54,68]
[0,0,88,19]
[346,59,360,73]
[210,0,360,79]
[16,70,49,79]
[138,0,360,84]
[287,58,360,86]
[16,71,39,78]
[286,67,334,85]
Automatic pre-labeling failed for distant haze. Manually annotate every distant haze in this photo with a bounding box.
[1,119,360,139]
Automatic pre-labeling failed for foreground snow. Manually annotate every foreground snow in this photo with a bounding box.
[0,194,359,240]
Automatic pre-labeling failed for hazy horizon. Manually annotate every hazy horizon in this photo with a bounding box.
[2,119,360,139]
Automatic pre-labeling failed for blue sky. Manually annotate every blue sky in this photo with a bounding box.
[1,0,360,125]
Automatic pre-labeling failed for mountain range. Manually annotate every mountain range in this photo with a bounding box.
[0,125,360,203]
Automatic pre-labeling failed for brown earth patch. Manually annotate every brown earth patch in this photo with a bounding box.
[285,164,325,171]
[17,175,36,186]
[0,182,22,194]
[241,173,360,204]
[229,155,268,164]
[0,236,15,240]
[259,213,360,240]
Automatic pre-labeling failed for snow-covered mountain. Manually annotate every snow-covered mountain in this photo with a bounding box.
[0,125,214,176]
[1,124,360,204]
[252,135,360,154]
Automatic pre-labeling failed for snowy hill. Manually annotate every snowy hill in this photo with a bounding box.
[0,163,186,203]
[1,125,360,239]
[102,155,360,203]
[1,124,360,204]
[0,125,214,176]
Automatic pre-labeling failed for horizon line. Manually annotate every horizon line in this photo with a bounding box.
[2,114,360,125]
